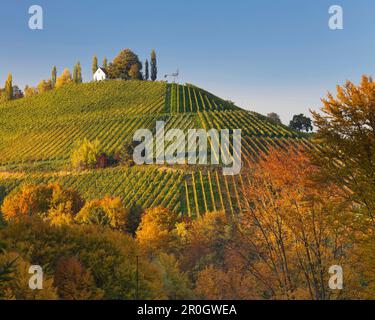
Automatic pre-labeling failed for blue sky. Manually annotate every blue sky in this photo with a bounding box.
[0,0,374,123]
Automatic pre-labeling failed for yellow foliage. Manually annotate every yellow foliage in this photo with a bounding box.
[71,138,101,170]
[55,68,72,89]
[37,79,53,93]
[136,207,181,254]
[75,196,127,230]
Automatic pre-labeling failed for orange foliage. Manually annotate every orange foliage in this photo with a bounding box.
[232,147,355,300]
[1,183,83,223]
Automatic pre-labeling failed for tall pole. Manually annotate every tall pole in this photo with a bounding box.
[136,255,139,300]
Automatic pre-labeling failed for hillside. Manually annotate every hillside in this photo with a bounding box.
[0,80,311,216]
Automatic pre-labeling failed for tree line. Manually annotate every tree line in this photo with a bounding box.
[0,49,158,101]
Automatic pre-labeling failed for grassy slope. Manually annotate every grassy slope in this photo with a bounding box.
[0,80,310,215]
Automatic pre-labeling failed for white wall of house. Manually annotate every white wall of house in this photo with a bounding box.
[93,69,107,81]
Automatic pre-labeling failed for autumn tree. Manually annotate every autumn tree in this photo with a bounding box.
[75,196,127,230]
[102,57,107,69]
[54,256,103,300]
[311,75,375,298]
[0,253,58,300]
[37,79,53,93]
[0,218,165,299]
[107,49,143,80]
[289,114,313,132]
[46,184,84,227]
[136,207,182,255]
[195,265,258,300]
[129,64,142,80]
[1,184,54,222]
[24,85,38,97]
[230,148,355,300]
[311,75,375,224]
[71,138,101,170]
[179,211,230,273]
[5,73,13,100]
[1,183,83,223]
[55,68,72,88]
[92,55,98,75]
[150,50,157,81]
[155,253,194,300]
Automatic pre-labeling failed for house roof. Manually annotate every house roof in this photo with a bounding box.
[97,68,108,76]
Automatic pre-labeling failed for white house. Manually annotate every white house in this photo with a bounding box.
[93,68,108,81]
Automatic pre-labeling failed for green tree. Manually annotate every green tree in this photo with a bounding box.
[52,66,57,88]
[73,61,82,84]
[102,57,107,69]
[5,73,13,100]
[145,59,149,80]
[107,49,143,80]
[151,50,157,81]
[289,114,313,132]
[92,55,98,75]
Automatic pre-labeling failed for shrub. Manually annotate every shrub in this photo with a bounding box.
[71,138,101,170]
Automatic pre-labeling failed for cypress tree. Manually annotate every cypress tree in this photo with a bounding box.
[77,62,82,83]
[73,62,82,84]
[103,57,108,69]
[145,59,149,81]
[5,73,13,100]
[52,66,57,88]
[150,50,157,81]
[73,64,78,83]
[92,55,98,75]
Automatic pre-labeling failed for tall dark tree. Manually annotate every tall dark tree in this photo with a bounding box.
[289,114,313,132]
[5,74,13,100]
[102,57,108,69]
[92,55,98,75]
[52,66,57,88]
[107,49,143,80]
[144,59,149,81]
[73,63,78,84]
[150,50,157,81]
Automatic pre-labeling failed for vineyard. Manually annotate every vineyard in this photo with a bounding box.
[164,83,240,113]
[0,80,312,216]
